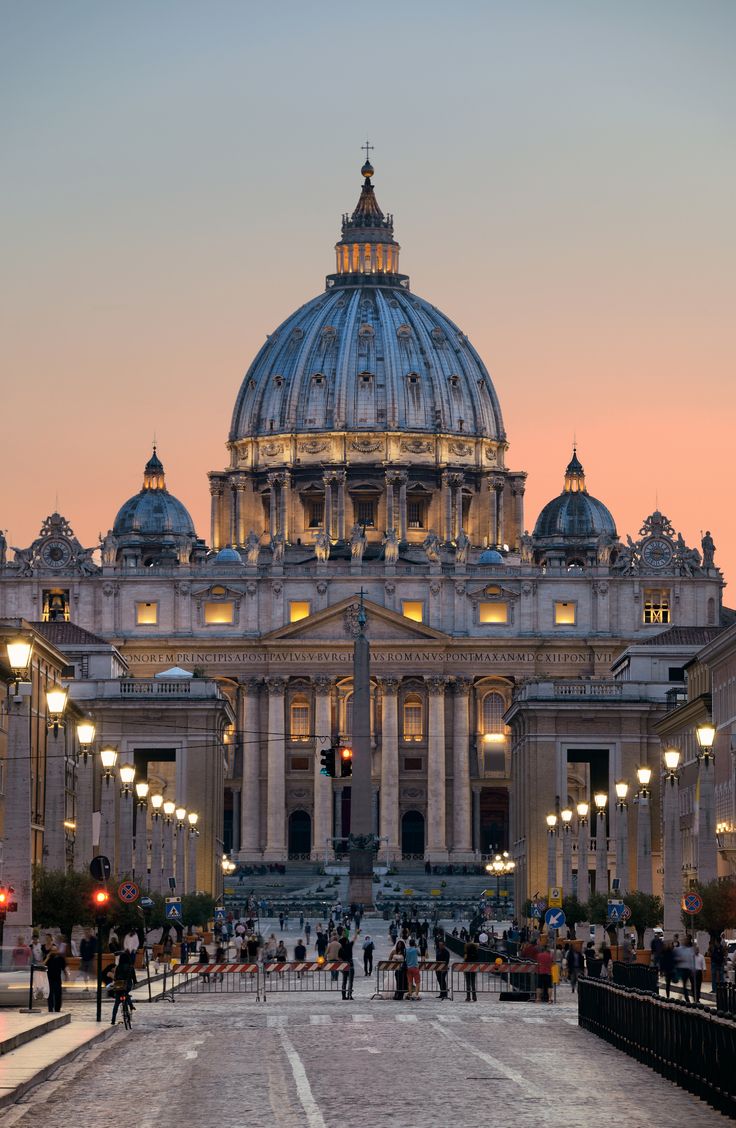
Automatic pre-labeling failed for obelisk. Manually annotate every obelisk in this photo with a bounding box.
[347,594,375,908]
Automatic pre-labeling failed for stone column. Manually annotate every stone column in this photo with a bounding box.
[426,676,448,860]
[118,784,135,878]
[491,476,505,547]
[451,678,472,857]
[511,478,526,550]
[635,793,652,894]
[441,473,452,542]
[150,814,163,893]
[240,679,262,857]
[99,776,117,873]
[267,473,278,538]
[322,474,333,539]
[379,677,400,860]
[577,816,589,901]
[398,474,408,541]
[265,677,287,859]
[663,772,682,935]
[209,477,225,551]
[175,822,186,890]
[488,480,498,548]
[74,758,94,872]
[697,753,717,884]
[385,473,396,531]
[313,677,334,860]
[472,789,481,855]
[280,472,290,542]
[595,807,608,895]
[231,790,241,853]
[188,828,198,894]
[335,471,346,541]
[450,474,464,540]
[44,729,68,872]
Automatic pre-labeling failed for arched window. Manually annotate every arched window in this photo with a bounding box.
[402,693,423,742]
[482,691,505,736]
[707,597,716,625]
[290,695,310,742]
[342,693,353,739]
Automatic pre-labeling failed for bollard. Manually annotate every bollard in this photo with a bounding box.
[19,962,44,1014]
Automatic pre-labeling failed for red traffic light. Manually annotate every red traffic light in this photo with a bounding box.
[93,889,110,906]
[0,890,7,905]
[340,747,352,761]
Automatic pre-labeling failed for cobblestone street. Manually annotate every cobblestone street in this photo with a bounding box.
[2,979,728,1127]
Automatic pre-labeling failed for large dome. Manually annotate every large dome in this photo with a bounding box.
[229,161,504,444]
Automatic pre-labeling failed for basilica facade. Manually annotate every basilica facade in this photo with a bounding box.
[0,159,725,902]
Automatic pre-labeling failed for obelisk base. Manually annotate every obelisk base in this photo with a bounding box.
[348,847,374,909]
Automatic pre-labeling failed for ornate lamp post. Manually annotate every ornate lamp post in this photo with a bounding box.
[3,635,33,932]
[594,791,608,895]
[695,721,717,884]
[635,766,653,893]
[175,807,187,891]
[576,802,589,901]
[187,812,199,893]
[615,781,629,892]
[44,685,70,870]
[76,718,96,764]
[162,800,176,889]
[119,764,136,798]
[560,807,573,895]
[150,793,164,893]
[546,813,558,889]
[662,747,682,936]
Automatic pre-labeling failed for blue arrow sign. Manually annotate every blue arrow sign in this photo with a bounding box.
[545,907,566,929]
[165,899,182,920]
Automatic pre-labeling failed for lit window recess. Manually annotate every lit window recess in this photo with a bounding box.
[483,732,506,744]
[402,601,424,623]
[479,602,508,624]
[135,602,158,626]
[554,601,576,626]
[643,590,670,625]
[289,601,311,623]
[204,601,235,625]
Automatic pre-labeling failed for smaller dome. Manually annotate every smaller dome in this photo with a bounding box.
[479,548,504,565]
[533,450,616,542]
[112,448,196,539]
[213,547,243,565]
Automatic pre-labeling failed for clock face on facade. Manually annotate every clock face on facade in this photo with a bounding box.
[641,537,673,569]
[40,538,73,568]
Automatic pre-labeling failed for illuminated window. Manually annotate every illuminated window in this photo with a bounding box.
[403,694,423,742]
[290,698,310,742]
[402,601,424,623]
[554,601,576,625]
[307,499,324,528]
[204,601,235,625]
[482,692,505,736]
[407,498,426,529]
[135,602,158,626]
[42,590,70,623]
[479,602,508,624]
[289,601,311,623]
[643,590,670,625]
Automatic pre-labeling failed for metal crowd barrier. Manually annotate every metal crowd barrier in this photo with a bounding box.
[372,960,453,1000]
[177,963,262,1000]
[715,982,736,1017]
[450,961,542,1000]
[261,961,348,996]
[578,978,736,1118]
[611,961,659,992]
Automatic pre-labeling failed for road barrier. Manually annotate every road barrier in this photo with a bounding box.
[611,961,659,992]
[715,982,736,1017]
[578,978,736,1118]
[372,959,452,1000]
[177,963,262,999]
[262,961,349,996]
[450,961,541,1000]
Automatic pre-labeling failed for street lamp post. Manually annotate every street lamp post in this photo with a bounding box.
[485,852,515,914]
[187,812,199,893]
[74,719,96,867]
[162,800,176,889]
[635,766,653,893]
[118,763,136,876]
[546,813,558,890]
[560,807,573,895]
[615,781,629,892]
[594,791,608,895]
[98,747,118,863]
[4,636,34,933]
[175,807,187,891]
[662,747,682,936]
[695,721,717,884]
[576,802,589,901]
[150,793,164,893]
[44,685,69,871]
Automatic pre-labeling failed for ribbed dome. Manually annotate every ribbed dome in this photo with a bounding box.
[229,161,505,444]
[113,449,196,538]
[533,450,616,541]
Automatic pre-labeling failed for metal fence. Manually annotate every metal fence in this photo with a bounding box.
[176,963,262,999]
[716,983,736,1017]
[578,978,736,1118]
[449,961,541,1000]
[372,960,452,1000]
[261,961,349,996]
[611,961,659,992]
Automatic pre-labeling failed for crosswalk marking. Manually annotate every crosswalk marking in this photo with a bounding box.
[395,1013,418,1022]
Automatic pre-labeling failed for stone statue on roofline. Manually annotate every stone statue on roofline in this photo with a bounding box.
[383,528,399,564]
[423,531,441,564]
[349,523,367,562]
[270,531,285,564]
[245,530,261,567]
[455,528,470,566]
[314,529,330,563]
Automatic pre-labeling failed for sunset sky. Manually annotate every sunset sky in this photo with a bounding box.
[3,2,735,586]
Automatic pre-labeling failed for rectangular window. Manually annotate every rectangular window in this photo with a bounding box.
[135,602,158,626]
[308,500,324,528]
[644,591,670,624]
[290,703,310,740]
[404,756,423,772]
[356,500,376,527]
[554,601,576,625]
[668,666,685,682]
[290,756,310,772]
[407,500,425,529]
[204,600,235,625]
[289,601,311,623]
[479,601,508,624]
[401,601,424,623]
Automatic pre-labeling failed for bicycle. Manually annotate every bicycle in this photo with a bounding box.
[121,991,133,1029]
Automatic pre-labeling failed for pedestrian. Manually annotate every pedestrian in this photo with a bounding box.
[390,937,407,1000]
[315,928,328,959]
[338,927,359,1000]
[583,941,597,975]
[275,939,287,962]
[294,938,307,961]
[650,929,664,974]
[326,933,341,982]
[44,945,68,1012]
[79,928,97,991]
[198,943,211,983]
[123,927,139,956]
[536,941,554,1003]
[566,944,583,993]
[305,921,311,944]
[405,936,421,1000]
[435,935,450,999]
[675,937,696,1003]
[110,950,137,1024]
[600,941,613,980]
[463,936,478,1002]
[362,934,375,976]
[694,943,705,1002]
[299,911,304,928]
[247,933,259,961]
[214,942,226,981]
[660,942,675,998]
[279,912,285,932]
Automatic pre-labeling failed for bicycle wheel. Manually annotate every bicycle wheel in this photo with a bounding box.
[122,997,132,1029]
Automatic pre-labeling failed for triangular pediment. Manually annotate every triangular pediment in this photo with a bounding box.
[263,596,451,643]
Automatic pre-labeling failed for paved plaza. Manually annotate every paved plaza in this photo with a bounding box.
[1,925,729,1127]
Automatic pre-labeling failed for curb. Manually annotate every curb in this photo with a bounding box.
[0,1024,118,1111]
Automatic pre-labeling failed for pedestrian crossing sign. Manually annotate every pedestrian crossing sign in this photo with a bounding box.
[165,897,182,920]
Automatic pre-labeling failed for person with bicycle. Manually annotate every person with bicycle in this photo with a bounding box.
[110,949,137,1026]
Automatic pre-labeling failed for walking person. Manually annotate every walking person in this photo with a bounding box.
[338,927,359,1000]
[694,943,706,1002]
[326,932,341,982]
[79,928,97,992]
[362,934,375,977]
[435,935,450,1000]
[660,942,676,998]
[44,945,68,1012]
[710,939,726,988]
[390,937,407,1000]
[675,937,696,1004]
[463,936,479,1002]
[566,944,583,993]
[405,936,421,1000]
[536,941,554,1003]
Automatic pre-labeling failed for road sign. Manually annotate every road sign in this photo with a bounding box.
[140,896,154,909]
[534,898,547,914]
[214,906,226,922]
[118,881,139,904]
[403,889,414,896]
[607,900,625,922]
[545,907,566,929]
[548,887,563,908]
[532,906,541,919]
[165,897,182,921]
[89,855,111,882]
[682,891,703,915]
[622,906,632,922]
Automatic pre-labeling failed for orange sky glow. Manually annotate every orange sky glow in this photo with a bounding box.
[3,2,735,589]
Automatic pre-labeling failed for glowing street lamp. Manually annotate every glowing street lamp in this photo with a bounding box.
[100,747,118,784]
[45,686,68,734]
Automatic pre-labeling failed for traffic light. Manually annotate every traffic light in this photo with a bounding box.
[93,887,110,924]
[339,745,353,778]
[0,888,7,920]
[319,746,336,778]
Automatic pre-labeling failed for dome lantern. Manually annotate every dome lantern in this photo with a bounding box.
[332,149,404,283]
[143,446,165,491]
[563,448,587,494]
